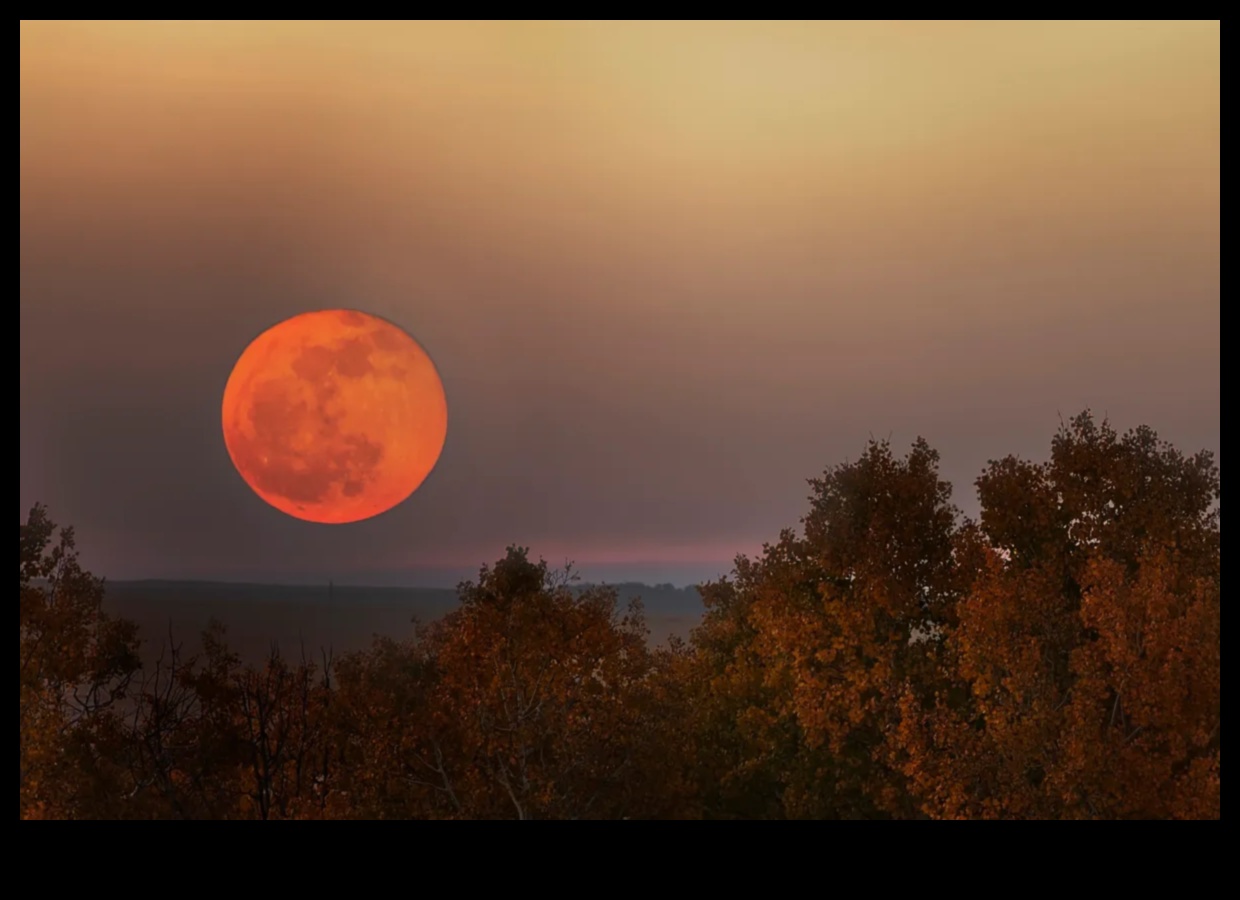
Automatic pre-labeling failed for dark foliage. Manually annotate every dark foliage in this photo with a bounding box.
[18,413,1219,819]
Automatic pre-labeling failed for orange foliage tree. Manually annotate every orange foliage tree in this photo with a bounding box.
[19,504,141,819]
[108,622,337,820]
[330,548,693,819]
[686,438,967,818]
[893,413,1220,818]
[18,412,1220,820]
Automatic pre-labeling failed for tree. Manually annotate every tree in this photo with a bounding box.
[686,438,966,818]
[332,547,684,819]
[19,504,141,818]
[18,411,1219,820]
[687,558,819,819]
[106,622,339,820]
[895,413,1220,818]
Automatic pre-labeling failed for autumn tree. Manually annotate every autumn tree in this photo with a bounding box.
[895,413,1220,818]
[687,438,966,818]
[332,547,687,819]
[103,621,339,820]
[104,625,232,819]
[327,635,441,818]
[19,413,1218,820]
[214,635,336,820]
[687,558,820,819]
[19,504,142,819]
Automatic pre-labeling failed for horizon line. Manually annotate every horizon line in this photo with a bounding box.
[99,575,714,591]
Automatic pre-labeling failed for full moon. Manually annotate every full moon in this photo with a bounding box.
[221,309,448,524]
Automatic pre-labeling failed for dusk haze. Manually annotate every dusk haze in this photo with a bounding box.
[20,20,1219,822]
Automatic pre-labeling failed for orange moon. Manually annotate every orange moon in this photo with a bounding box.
[221,309,448,524]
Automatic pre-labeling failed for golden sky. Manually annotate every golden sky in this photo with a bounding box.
[19,21,1220,583]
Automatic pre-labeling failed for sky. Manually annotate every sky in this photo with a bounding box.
[20,21,1220,587]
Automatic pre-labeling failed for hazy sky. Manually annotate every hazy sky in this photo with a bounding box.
[20,21,1220,586]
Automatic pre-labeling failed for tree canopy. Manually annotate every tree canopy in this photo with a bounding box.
[18,412,1220,819]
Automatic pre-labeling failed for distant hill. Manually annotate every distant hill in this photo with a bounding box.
[98,579,704,666]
